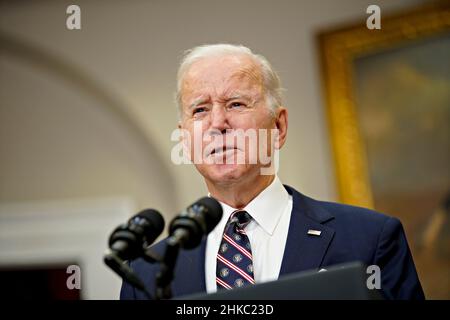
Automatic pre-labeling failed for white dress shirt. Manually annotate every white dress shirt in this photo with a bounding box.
[205,176,293,293]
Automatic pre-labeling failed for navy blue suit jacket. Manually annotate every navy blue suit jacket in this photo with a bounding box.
[120,185,425,300]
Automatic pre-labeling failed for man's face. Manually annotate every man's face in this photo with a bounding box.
[178,54,284,186]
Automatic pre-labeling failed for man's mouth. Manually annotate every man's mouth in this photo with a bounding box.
[210,146,239,156]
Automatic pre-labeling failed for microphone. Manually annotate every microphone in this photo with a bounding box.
[168,197,223,249]
[108,209,165,261]
[104,209,164,300]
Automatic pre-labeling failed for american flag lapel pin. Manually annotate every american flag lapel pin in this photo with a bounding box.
[307,229,322,236]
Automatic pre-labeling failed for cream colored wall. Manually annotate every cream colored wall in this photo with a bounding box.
[0,0,425,298]
[0,54,177,215]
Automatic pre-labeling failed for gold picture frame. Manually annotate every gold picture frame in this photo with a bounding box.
[318,2,450,209]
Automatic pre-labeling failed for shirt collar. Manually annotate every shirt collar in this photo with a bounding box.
[211,176,289,236]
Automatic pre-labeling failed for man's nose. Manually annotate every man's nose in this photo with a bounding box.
[209,105,230,133]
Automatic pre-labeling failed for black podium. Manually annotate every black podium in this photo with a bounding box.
[181,262,383,300]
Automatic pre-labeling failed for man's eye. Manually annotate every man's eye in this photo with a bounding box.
[193,107,206,114]
[229,102,244,108]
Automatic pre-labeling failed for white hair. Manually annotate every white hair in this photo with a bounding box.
[175,44,284,117]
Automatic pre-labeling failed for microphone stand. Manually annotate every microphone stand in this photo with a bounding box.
[104,247,162,300]
[104,252,153,300]
[155,236,181,300]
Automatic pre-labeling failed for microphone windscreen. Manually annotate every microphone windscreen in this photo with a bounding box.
[134,209,165,243]
[195,197,223,233]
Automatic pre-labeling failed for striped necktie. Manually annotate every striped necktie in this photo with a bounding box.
[216,210,255,290]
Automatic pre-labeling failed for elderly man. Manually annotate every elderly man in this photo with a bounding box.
[121,44,424,300]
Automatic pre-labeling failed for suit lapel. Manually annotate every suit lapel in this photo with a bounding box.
[280,186,335,276]
[172,238,207,296]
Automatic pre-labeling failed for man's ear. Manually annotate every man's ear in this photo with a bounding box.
[275,107,288,149]
[177,121,183,141]
[177,120,193,163]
